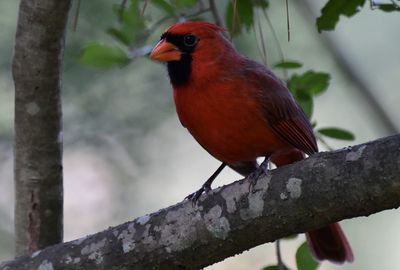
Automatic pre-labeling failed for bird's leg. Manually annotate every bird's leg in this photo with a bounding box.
[185,162,227,204]
[248,157,271,192]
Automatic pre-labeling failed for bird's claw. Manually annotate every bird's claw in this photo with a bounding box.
[184,184,211,205]
[248,158,270,193]
[248,169,262,193]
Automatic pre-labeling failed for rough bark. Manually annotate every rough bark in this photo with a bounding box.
[13,0,71,256]
[1,135,400,270]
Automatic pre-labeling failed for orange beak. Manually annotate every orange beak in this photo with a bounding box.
[150,39,181,62]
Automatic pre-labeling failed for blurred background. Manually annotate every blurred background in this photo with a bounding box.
[0,0,399,269]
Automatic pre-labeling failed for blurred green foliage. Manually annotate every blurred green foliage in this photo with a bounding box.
[287,70,330,118]
[317,0,399,32]
[317,0,366,32]
[78,43,130,68]
[296,242,320,270]
[223,0,270,37]
[274,61,303,69]
[108,0,147,46]
[317,127,356,141]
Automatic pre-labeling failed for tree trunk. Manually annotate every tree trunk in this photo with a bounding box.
[12,0,71,256]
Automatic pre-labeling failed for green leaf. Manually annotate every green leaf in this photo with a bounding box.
[262,266,278,270]
[262,265,290,270]
[109,0,148,46]
[107,28,131,46]
[225,0,254,36]
[170,0,197,8]
[151,0,175,15]
[311,121,317,128]
[78,43,130,69]
[253,0,269,9]
[377,4,400,12]
[318,127,355,141]
[296,242,319,270]
[288,71,330,96]
[274,61,303,69]
[316,0,366,32]
[295,92,313,119]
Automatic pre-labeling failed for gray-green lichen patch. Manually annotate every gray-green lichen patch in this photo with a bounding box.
[163,204,202,251]
[137,214,150,225]
[81,238,107,264]
[140,224,154,246]
[346,145,367,161]
[221,182,249,214]
[118,223,136,253]
[240,190,264,220]
[25,102,40,115]
[38,260,53,270]
[286,178,302,199]
[204,205,230,239]
[64,255,81,265]
[239,174,270,220]
[222,174,271,215]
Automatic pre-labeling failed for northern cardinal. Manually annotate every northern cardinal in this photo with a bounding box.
[150,21,353,264]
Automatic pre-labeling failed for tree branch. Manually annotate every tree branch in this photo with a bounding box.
[2,135,400,270]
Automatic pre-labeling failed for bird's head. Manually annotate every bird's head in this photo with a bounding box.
[150,21,233,86]
[150,21,226,62]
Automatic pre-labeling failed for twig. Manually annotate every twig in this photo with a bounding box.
[199,0,206,10]
[209,0,223,27]
[252,11,267,66]
[119,0,128,22]
[231,0,239,39]
[285,0,290,42]
[72,0,81,31]
[390,0,400,8]
[262,10,287,79]
[276,240,285,270]
[316,133,334,151]
[141,0,149,17]
[185,7,211,18]
[129,8,212,53]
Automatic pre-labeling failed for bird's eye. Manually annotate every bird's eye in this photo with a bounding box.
[183,34,198,47]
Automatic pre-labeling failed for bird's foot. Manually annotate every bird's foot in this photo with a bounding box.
[248,169,263,192]
[184,182,212,205]
[248,157,271,192]
[184,163,226,206]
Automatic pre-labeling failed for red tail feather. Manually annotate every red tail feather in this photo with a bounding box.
[306,223,353,263]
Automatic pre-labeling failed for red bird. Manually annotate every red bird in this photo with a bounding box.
[150,21,353,264]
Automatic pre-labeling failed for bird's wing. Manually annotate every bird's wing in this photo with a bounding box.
[245,63,318,155]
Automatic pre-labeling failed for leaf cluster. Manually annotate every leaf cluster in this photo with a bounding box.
[274,61,355,141]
